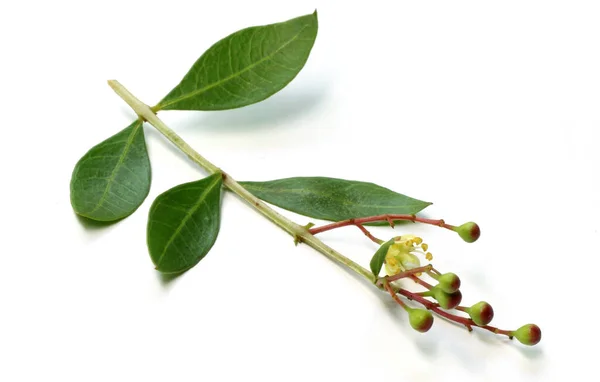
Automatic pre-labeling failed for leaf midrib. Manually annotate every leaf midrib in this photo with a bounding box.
[155,176,221,268]
[156,24,311,110]
[241,184,428,210]
[87,120,142,217]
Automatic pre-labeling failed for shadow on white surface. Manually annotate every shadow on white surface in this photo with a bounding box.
[74,212,125,243]
[173,83,329,133]
[515,344,544,360]
[75,213,121,229]
[156,270,185,289]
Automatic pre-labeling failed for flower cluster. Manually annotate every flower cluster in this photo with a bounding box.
[379,230,541,346]
[308,214,541,346]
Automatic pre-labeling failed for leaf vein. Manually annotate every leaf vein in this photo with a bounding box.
[155,176,221,268]
[158,24,310,109]
[87,121,142,215]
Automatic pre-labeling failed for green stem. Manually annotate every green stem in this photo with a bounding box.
[107,80,375,284]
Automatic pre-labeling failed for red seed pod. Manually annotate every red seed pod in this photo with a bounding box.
[433,288,462,310]
[437,272,461,293]
[468,301,494,326]
[455,222,481,243]
[409,309,434,333]
[513,324,542,346]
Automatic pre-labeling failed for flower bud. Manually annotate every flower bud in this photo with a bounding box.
[455,222,480,243]
[437,272,461,293]
[467,301,494,326]
[513,324,542,346]
[432,288,462,310]
[408,309,434,333]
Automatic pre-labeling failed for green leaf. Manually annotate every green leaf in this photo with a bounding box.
[239,177,431,222]
[70,120,151,222]
[370,238,395,277]
[156,11,318,111]
[147,174,223,274]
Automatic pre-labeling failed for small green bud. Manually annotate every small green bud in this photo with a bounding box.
[468,301,494,326]
[437,272,461,293]
[455,222,481,243]
[432,288,462,310]
[513,324,542,346]
[408,309,434,333]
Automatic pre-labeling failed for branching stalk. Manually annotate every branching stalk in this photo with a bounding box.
[107,80,375,283]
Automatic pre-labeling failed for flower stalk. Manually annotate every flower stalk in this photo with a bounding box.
[309,215,481,243]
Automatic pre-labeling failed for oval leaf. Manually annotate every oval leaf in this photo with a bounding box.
[239,177,431,222]
[70,120,151,222]
[370,239,395,278]
[147,174,223,274]
[155,11,318,111]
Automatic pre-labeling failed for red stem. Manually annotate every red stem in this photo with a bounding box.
[383,281,409,310]
[354,224,384,244]
[410,275,434,290]
[379,265,433,284]
[309,214,455,236]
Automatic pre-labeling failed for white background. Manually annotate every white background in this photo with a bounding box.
[1,1,598,381]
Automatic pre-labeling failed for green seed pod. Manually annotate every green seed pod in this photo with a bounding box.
[513,324,542,346]
[408,309,434,333]
[437,272,461,293]
[468,301,494,326]
[455,222,481,243]
[433,288,462,310]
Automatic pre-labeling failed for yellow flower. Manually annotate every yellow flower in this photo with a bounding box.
[384,235,433,276]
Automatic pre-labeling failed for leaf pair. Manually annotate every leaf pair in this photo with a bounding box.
[147,174,430,273]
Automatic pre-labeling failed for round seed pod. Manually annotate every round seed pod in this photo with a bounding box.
[408,309,434,333]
